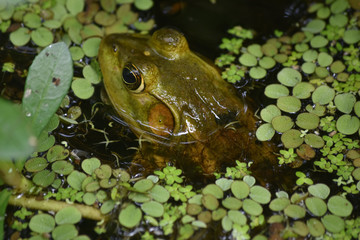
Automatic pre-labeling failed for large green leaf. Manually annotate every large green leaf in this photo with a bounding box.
[0,98,35,159]
[0,189,11,240]
[22,42,73,136]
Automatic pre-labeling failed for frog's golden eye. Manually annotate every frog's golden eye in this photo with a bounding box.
[122,64,145,92]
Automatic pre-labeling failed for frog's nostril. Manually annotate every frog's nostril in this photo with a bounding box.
[112,44,118,52]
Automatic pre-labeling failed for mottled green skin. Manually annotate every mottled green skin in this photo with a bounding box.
[98,28,276,174]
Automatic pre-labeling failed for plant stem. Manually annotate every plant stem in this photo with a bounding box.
[9,195,104,221]
[0,161,33,193]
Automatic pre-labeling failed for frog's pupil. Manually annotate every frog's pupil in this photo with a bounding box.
[122,64,142,91]
[122,67,136,84]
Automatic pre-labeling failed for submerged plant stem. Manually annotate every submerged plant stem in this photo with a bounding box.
[9,195,104,221]
[0,161,33,193]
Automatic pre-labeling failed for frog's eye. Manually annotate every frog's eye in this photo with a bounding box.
[122,64,145,92]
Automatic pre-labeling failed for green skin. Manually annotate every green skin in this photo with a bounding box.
[98,28,276,175]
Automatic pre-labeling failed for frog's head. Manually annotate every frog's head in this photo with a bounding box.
[98,28,244,145]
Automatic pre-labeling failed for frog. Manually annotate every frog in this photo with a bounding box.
[98,28,277,177]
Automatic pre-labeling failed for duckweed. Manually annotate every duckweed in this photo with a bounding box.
[3,0,360,239]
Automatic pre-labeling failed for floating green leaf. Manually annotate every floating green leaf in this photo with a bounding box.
[249,185,271,204]
[134,179,154,192]
[141,201,164,217]
[336,114,360,135]
[296,113,320,130]
[69,46,84,61]
[292,221,309,237]
[202,194,219,211]
[310,36,328,48]
[307,218,325,237]
[134,0,153,10]
[303,49,318,62]
[317,52,333,67]
[31,27,54,47]
[302,19,326,33]
[228,210,247,225]
[71,78,95,100]
[186,204,202,215]
[29,214,55,233]
[315,67,329,78]
[83,37,102,57]
[293,82,315,99]
[305,197,327,216]
[83,192,96,205]
[317,6,330,19]
[260,105,281,122]
[264,84,289,99]
[272,115,294,133]
[330,0,349,13]
[231,181,250,199]
[215,178,233,191]
[343,29,360,44]
[94,164,112,179]
[25,157,48,172]
[119,204,142,228]
[304,134,324,148]
[329,14,348,27]
[52,224,78,240]
[66,0,84,15]
[327,196,353,217]
[334,93,356,114]
[321,214,345,233]
[242,199,263,216]
[247,44,263,57]
[277,96,301,113]
[330,60,346,73]
[269,197,290,211]
[312,85,335,105]
[221,216,232,232]
[202,184,224,199]
[149,185,170,203]
[308,184,330,199]
[22,42,73,137]
[239,53,257,67]
[67,170,87,191]
[222,197,242,210]
[301,62,316,74]
[212,208,227,221]
[55,207,81,225]
[259,56,276,69]
[83,65,101,84]
[52,160,74,175]
[284,204,306,219]
[256,123,275,141]
[249,66,266,79]
[47,145,69,162]
[81,158,101,175]
[277,68,302,87]
[281,129,303,148]
[33,169,55,187]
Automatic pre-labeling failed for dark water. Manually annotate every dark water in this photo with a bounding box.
[1,1,313,239]
[154,0,306,59]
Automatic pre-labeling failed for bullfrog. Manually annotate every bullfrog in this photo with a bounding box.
[98,28,277,176]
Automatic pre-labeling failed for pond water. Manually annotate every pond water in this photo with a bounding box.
[2,0,359,239]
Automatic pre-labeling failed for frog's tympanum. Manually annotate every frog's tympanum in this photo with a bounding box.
[99,28,277,176]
